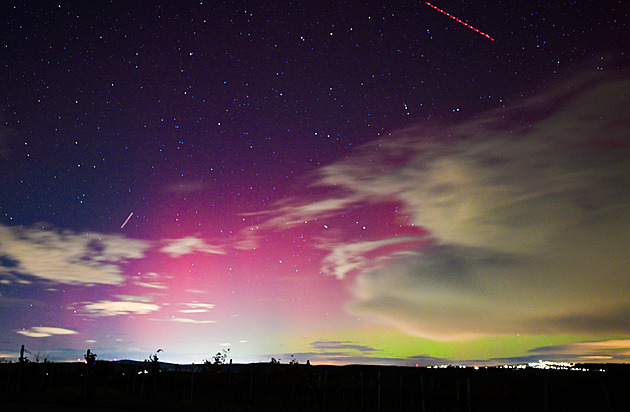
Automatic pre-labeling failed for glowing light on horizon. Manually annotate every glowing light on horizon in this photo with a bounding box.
[425,2,495,41]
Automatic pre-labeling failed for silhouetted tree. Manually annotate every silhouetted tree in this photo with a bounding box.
[84,349,97,365]
[203,348,230,374]
[144,349,163,395]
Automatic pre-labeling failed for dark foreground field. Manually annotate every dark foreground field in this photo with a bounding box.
[1,361,628,411]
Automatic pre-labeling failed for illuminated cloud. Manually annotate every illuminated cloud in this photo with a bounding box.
[81,300,160,317]
[169,317,215,324]
[135,281,168,290]
[131,271,168,290]
[0,223,150,285]
[17,326,78,338]
[263,198,357,229]
[311,340,379,353]
[159,236,225,257]
[529,339,630,362]
[115,295,154,303]
[179,302,215,313]
[339,70,630,339]
[320,237,427,280]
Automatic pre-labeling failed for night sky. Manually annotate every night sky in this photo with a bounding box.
[1,1,629,365]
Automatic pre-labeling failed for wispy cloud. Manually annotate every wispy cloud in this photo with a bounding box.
[179,302,215,313]
[159,236,225,257]
[81,300,160,317]
[258,198,358,230]
[131,271,168,290]
[319,237,428,279]
[340,69,630,339]
[311,340,379,353]
[16,326,78,338]
[529,339,630,362]
[115,295,154,303]
[0,223,150,285]
[135,281,168,290]
[169,317,215,324]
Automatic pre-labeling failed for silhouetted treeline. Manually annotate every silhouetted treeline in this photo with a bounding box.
[1,360,629,411]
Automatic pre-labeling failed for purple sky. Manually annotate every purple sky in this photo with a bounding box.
[1,1,629,365]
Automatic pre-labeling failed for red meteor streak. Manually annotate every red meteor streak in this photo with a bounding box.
[425,2,494,41]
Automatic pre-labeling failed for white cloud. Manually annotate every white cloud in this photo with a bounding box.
[340,69,630,339]
[135,281,168,290]
[169,317,215,324]
[115,295,153,303]
[185,302,215,309]
[17,326,78,338]
[320,237,427,279]
[530,339,630,362]
[0,223,151,285]
[179,302,215,313]
[185,289,208,294]
[159,236,225,258]
[81,300,160,317]
[265,198,357,229]
[131,271,167,290]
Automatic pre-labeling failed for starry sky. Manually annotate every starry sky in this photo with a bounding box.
[1,1,629,365]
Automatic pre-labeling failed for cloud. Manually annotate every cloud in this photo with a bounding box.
[259,198,358,230]
[527,339,630,363]
[131,271,168,290]
[0,223,151,285]
[81,300,160,317]
[159,236,225,257]
[115,295,154,303]
[168,317,215,324]
[135,281,168,290]
[319,237,428,279]
[338,68,630,339]
[16,326,78,338]
[311,340,379,353]
[179,302,215,313]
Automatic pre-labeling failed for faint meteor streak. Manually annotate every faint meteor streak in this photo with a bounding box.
[425,2,495,41]
[121,212,134,229]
